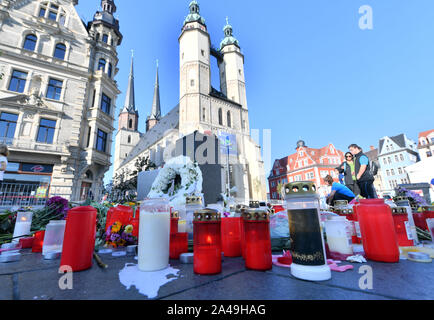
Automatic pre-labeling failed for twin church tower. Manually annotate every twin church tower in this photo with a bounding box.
[114,1,267,202]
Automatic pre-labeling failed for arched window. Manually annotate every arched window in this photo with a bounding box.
[85,170,93,180]
[128,135,131,144]
[108,63,113,78]
[129,119,133,129]
[54,43,66,60]
[218,108,223,125]
[23,34,37,51]
[102,34,109,44]
[95,33,100,41]
[227,111,231,128]
[98,58,106,72]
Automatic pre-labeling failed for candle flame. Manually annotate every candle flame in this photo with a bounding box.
[206,235,212,244]
[21,217,27,222]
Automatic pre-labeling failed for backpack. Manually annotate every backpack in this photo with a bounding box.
[369,160,379,176]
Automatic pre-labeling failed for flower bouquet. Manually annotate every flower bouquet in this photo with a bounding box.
[105,221,138,248]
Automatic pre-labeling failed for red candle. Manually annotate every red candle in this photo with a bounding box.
[221,217,242,257]
[193,209,222,275]
[392,207,414,247]
[20,237,34,249]
[244,209,272,271]
[32,231,45,253]
[61,206,97,272]
[170,232,189,259]
[170,211,179,235]
[106,205,132,232]
[356,199,399,263]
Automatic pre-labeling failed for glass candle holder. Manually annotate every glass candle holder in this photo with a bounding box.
[170,210,179,235]
[12,212,33,243]
[243,209,272,271]
[325,216,354,260]
[170,232,189,259]
[221,217,242,257]
[42,220,67,255]
[138,199,171,272]
[285,182,331,282]
[32,231,45,253]
[60,206,97,272]
[193,209,222,275]
[356,199,399,263]
[392,207,415,247]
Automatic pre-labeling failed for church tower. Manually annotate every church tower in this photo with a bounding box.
[114,53,141,173]
[178,0,211,135]
[146,64,162,132]
[220,19,249,133]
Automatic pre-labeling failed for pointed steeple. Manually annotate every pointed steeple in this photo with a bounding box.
[149,61,161,120]
[122,51,136,114]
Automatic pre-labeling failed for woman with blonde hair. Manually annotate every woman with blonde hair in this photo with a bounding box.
[0,144,9,182]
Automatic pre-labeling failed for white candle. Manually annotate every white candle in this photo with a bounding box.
[138,210,170,272]
[12,212,33,243]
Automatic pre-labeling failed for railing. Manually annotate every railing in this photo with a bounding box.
[0,137,65,153]
[0,183,48,208]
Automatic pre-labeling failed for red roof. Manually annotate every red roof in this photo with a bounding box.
[419,129,434,139]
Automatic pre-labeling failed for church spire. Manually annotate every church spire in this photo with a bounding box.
[121,51,136,114]
[149,61,161,120]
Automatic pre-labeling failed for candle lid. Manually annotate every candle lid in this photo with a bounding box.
[243,209,270,222]
[171,211,179,219]
[421,206,434,211]
[334,208,353,215]
[186,195,203,205]
[249,201,260,208]
[334,200,348,206]
[284,182,318,199]
[194,209,221,222]
[392,207,408,215]
[235,204,249,214]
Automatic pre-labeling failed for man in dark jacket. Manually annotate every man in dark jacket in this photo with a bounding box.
[349,144,377,199]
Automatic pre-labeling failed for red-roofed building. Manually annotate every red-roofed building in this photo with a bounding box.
[418,129,434,160]
[268,141,345,200]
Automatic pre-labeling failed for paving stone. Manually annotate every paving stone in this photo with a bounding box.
[162,270,391,300]
[0,275,13,300]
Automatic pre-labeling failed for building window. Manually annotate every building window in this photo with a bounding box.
[37,119,56,144]
[96,129,108,152]
[383,158,387,165]
[100,93,111,114]
[98,58,106,72]
[96,33,100,42]
[400,154,404,161]
[46,78,63,100]
[39,7,46,18]
[128,135,131,144]
[8,70,28,93]
[427,151,432,158]
[398,167,403,175]
[48,4,58,20]
[39,2,65,24]
[190,79,195,87]
[218,108,223,125]
[227,111,231,128]
[108,63,113,77]
[386,170,390,176]
[395,155,399,162]
[102,34,109,44]
[86,127,91,148]
[304,159,308,166]
[391,169,395,176]
[23,34,37,51]
[202,108,206,121]
[0,112,18,141]
[129,119,133,129]
[53,43,66,60]
[388,157,392,164]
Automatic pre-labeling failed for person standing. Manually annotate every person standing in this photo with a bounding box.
[348,144,376,199]
[0,144,9,183]
[337,152,361,196]
[324,175,356,206]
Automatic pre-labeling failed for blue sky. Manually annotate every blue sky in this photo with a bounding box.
[76,0,434,185]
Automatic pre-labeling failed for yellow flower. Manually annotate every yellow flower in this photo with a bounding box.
[111,221,122,233]
[125,225,134,234]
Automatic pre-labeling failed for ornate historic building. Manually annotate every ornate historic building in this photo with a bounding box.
[0,0,122,201]
[114,1,267,203]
